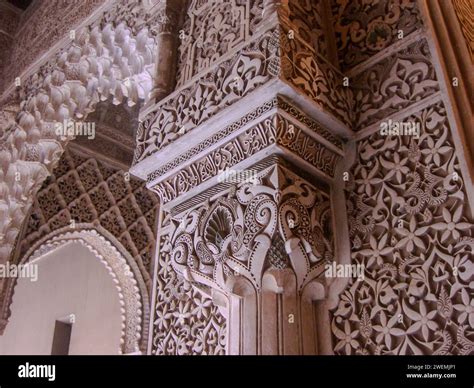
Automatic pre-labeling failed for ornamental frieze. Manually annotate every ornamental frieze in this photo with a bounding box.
[149,112,341,204]
[145,96,342,183]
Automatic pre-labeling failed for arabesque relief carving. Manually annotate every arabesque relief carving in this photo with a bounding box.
[134,28,281,163]
[0,0,158,265]
[167,163,334,292]
[152,219,227,355]
[334,102,474,355]
[17,148,158,282]
[176,0,265,86]
[0,0,472,358]
[331,0,423,70]
[351,39,439,130]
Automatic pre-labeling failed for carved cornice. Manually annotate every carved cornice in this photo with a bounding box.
[146,96,342,182]
[151,116,340,204]
[136,91,345,210]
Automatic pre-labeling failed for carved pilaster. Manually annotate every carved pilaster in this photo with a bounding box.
[132,0,353,355]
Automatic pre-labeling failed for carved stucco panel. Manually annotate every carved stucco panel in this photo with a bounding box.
[152,218,227,355]
[331,0,423,71]
[176,0,265,87]
[134,27,281,164]
[167,163,334,293]
[17,148,159,286]
[332,102,474,355]
[0,5,157,264]
[351,39,440,131]
[280,27,353,126]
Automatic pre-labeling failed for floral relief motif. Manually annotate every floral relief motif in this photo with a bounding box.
[332,102,474,355]
[136,22,354,167]
[280,28,353,126]
[134,28,280,163]
[167,164,334,293]
[176,0,265,86]
[2,0,107,92]
[286,0,329,59]
[152,220,227,355]
[331,0,423,70]
[351,39,439,130]
[1,0,472,357]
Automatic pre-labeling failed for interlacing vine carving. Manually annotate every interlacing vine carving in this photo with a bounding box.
[286,0,328,58]
[134,28,280,163]
[167,164,334,293]
[332,103,474,355]
[152,219,227,355]
[351,39,439,130]
[176,0,265,86]
[331,0,423,70]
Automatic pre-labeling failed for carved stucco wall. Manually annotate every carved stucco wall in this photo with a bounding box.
[0,1,21,93]
[7,143,229,355]
[331,0,423,71]
[152,218,227,355]
[329,0,474,355]
[15,147,159,279]
[150,161,333,355]
[336,102,474,355]
[0,0,472,355]
[138,0,473,355]
[133,0,352,167]
[0,0,157,265]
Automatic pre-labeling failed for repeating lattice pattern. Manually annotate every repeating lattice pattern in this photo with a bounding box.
[17,147,159,289]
